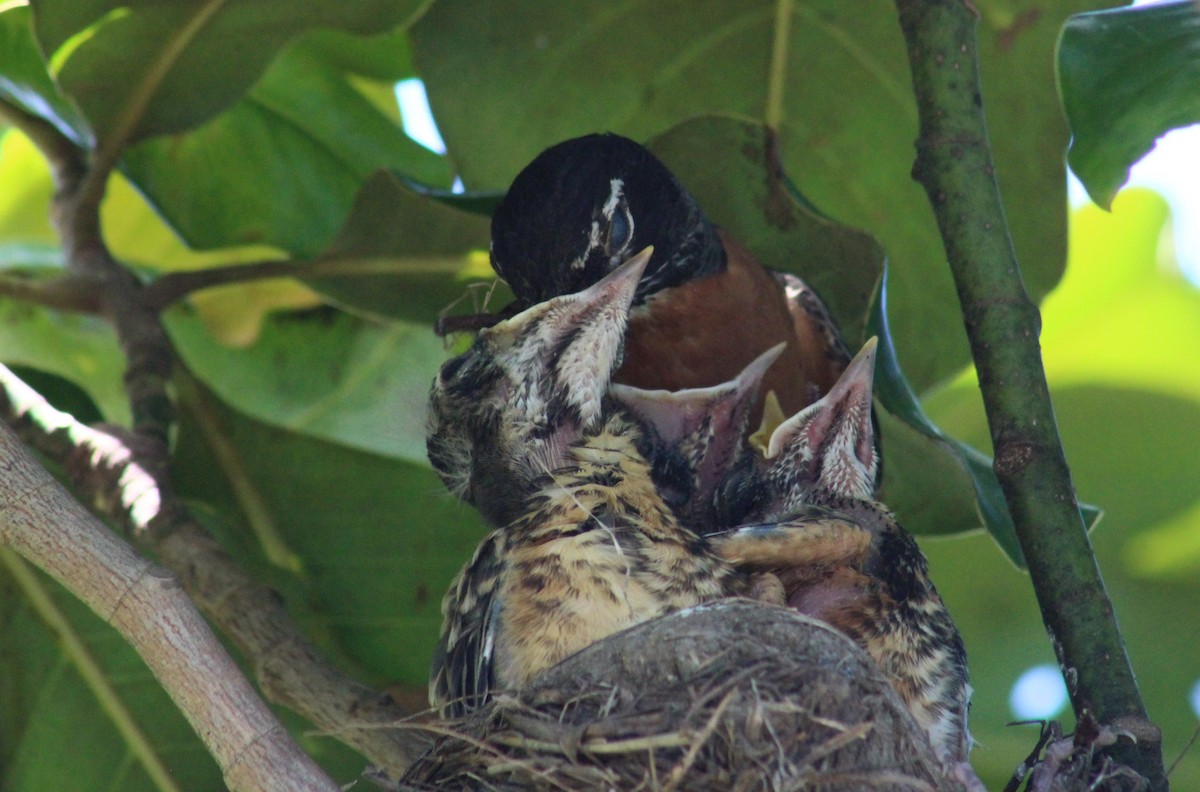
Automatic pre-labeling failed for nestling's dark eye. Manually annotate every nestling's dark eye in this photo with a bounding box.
[438,354,469,386]
[607,205,632,255]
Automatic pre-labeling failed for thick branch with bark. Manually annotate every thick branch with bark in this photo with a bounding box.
[0,97,429,777]
[892,1,1165,788]
[0,417,337,792]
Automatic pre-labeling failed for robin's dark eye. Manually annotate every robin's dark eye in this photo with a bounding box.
[607,205,632,256]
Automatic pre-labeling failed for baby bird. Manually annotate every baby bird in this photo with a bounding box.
[426,248,736,717]
[710,339,975,772]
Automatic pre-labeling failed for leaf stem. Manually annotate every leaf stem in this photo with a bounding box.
[891,0,1165,787]
[766,0,794,129]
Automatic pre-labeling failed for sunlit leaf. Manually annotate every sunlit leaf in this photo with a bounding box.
[1040,190,1200,402]
[119,36,451,258]
[29,0,426,145]
[166,306,446,463]
[1058,1,1200,208]
[0,130,58,260]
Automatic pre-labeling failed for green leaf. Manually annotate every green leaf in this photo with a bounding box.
[0,295,128,424]
[0,130,59,257]
[166,306,448,464]
[29,0,426,146]
[1058,1,1200,208]
[0,552,222,791]
[0,5,86,144]
[303,171,499,324]
[119,36,451,257]
[171,389,487,684]
[412,0,1102,390]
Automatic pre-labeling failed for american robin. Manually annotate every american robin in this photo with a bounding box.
[487,133,856,436]
[709,339,974,772]
[427,249,737,716]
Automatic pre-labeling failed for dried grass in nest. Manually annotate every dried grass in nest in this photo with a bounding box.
[395,600,959,791]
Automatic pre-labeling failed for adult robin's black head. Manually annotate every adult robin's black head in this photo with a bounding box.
[427,247,651,527]
[490,134,723,307]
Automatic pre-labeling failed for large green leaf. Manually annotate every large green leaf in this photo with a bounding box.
[412,0,1104,390]
[119,34,451,257]
[1058,1,1200,208]
[303,170,499,324]
[166,305,448,464]
[0,552,223,791]
[0,5,84,144]
[28,0,425,146]
[171,387,487,685]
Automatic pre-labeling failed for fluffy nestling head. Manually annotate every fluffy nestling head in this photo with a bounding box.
[427,248,651,526]
[717,338,879,524]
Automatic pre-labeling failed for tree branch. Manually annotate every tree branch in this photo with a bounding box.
[0,418,338,792]
[142,255,470,311]
[892,1,1165,788]
[0,96,86,188]
[0,365,430,777]
[0,272,100,313]
[2,92,430,776]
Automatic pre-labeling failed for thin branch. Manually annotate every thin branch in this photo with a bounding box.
[142,254,471,311]
[0,96,86,187]
[0,273,100,313]
[0,419,338,792]
[892,1,1165,789]
[143,259,302,310]
[0,365,430,777]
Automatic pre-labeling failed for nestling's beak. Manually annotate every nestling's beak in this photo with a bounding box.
[487,246,653,428]
[765,337,878,500]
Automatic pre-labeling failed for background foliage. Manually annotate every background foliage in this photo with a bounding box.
[0,1,1197,789]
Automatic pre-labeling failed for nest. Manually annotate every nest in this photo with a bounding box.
[396,600,956,791]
